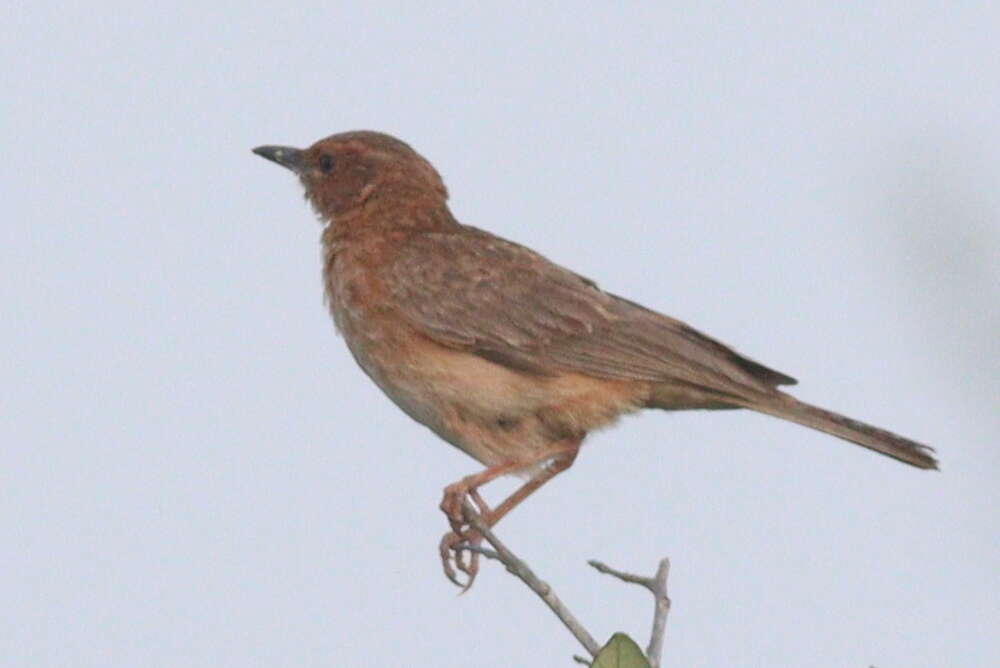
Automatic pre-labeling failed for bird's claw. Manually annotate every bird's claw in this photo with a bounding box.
[439,530,481,590]
[438,485,491,590]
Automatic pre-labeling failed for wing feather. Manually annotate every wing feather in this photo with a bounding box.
[388,227,796,396]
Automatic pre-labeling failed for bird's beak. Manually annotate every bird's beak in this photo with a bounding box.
[252,145,305,174]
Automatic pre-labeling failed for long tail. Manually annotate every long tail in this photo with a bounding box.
[748,395,938,469]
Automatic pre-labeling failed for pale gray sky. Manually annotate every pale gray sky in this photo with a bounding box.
[4,3,998,666]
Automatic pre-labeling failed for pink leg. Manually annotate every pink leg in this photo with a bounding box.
[439,440,582,589]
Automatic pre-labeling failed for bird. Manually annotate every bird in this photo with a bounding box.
[252,131,937,588]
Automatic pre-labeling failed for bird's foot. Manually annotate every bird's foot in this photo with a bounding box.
[439,486,492,590]
[439,529,482,590]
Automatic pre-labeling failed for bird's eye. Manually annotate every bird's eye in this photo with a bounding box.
[318,154,335,173]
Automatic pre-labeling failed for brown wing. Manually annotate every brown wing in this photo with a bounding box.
[388,227,796,397]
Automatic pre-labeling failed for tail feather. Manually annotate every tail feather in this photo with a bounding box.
[749,396,938,470]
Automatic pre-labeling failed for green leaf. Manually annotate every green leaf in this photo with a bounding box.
[592,633,651,668]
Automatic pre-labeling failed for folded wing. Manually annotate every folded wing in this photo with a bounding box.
[388,227,796,400]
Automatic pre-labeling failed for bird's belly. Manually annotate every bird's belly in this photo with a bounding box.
[339,318,647,467]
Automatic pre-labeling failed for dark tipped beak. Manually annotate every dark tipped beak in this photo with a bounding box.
[252,145,305,173]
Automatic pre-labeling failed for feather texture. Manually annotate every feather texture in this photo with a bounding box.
[389,226,795,401]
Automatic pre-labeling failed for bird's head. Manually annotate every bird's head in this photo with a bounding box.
[253,130,448,223]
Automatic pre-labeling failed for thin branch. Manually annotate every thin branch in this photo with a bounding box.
[462,545,501,561]
[588,558,671,668]
[461,501,602,658]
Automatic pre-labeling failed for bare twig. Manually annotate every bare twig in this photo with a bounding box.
[588,558,671,668]
[460,501,602,658]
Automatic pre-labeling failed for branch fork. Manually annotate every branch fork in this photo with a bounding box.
[458,501,671,666]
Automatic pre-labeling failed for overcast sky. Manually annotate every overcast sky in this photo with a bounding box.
[4,3,999,666]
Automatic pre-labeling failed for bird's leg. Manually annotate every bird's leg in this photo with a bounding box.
[438,462,519,588]
[439,487,492,584]
[439,440,581,589]
[482,444,579,528]
[439,462,522,533]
